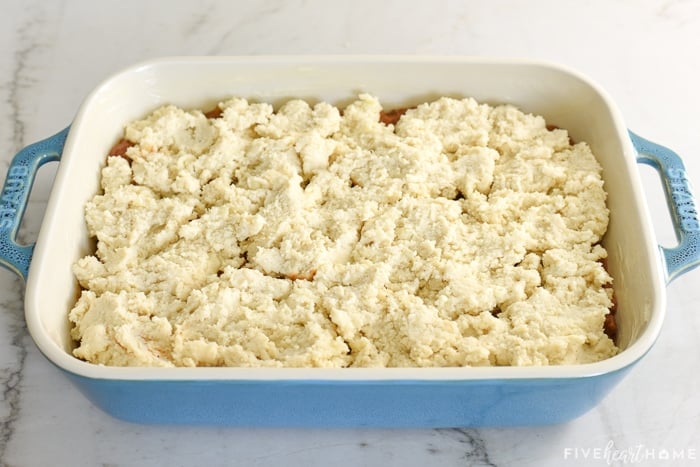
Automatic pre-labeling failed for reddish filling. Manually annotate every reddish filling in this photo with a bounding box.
[379,108,409,125]
[284,269,317,281]
[204,106,223,119]
[108,139,135,160]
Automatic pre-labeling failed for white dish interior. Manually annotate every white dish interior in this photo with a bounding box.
[25,57,667,380]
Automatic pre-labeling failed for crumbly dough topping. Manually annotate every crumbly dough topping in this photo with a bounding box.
[69,95,617,367]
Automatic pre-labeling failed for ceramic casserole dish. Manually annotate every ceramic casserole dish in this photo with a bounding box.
[1,56,699,427]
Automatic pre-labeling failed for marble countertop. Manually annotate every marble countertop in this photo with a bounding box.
[2,1,700,466]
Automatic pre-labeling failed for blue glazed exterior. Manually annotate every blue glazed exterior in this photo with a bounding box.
[62,367,633,427]
[0,128,69,280]
[630,131,700,283]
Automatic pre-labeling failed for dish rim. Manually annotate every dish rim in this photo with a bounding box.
[24,55,667,382]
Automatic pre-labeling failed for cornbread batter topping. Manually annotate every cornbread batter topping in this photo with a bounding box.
[69,95,617,367]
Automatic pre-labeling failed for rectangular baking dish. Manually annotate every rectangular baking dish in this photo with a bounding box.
[1,56,698,427]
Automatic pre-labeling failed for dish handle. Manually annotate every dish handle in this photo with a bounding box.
[0,127,69,281]
[630,131,700,283]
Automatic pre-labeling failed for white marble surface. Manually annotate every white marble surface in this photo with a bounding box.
[1,1,700,466]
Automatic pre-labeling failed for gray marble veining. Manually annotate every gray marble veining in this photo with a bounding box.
[436,429,498,466]
[6,5,44,153]
[0,277,27,465]
[1,5,51,464]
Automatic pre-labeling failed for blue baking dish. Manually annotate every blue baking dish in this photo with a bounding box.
[0,57,698,427]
